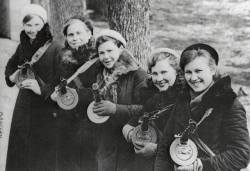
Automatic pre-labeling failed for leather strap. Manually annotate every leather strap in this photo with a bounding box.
[66,58,98,85]
[28,40,52,66]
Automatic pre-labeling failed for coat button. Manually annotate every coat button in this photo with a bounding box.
[52,112,57,118]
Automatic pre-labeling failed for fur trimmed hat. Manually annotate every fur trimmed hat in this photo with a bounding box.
[95,29,126,48]
[21,4,48,23]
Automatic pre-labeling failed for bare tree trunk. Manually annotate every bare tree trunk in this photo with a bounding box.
[107,0,151,69]
[86,0,108,20]
[0,0,10,38]
[32,0,87,41]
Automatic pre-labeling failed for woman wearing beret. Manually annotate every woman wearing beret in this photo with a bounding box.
[122,48,185,171]
[49,15,100,171]
[92,29,147,171]
[154,43,250,171]
[4,4,63,171]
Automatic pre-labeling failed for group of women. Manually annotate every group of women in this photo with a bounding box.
[4,4,250,171]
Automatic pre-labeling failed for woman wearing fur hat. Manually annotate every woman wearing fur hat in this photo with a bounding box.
[4,4,62,171]
[154,43,250,171]
[49,15,100,171]
[122,48,185,171]
[92,29,147,171]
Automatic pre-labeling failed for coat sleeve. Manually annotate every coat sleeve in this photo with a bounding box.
[154,110,176,171]
[114,68,147,123]
[200,99,250,171]
[39,42,62,100]
[5,44,21,87]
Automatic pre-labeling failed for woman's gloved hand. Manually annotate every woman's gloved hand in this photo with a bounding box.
[134,141,157,157]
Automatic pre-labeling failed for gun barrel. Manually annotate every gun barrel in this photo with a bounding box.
[92,83,101,102]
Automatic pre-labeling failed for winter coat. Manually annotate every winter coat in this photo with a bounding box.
[4,24,63,171]
[52,41,101,171]
[127,76,184,171]
[95,50,147,171]
[154,76,250,171]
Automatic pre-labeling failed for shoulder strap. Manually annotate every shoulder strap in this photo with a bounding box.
[29,40,52,66]
[191,135,215,157]
[66,57,98,85]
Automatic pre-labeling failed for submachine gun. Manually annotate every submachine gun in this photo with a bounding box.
[87,83,110,124]
[55,78,79,110]
[131,104,174,149]
[14,61,35,88]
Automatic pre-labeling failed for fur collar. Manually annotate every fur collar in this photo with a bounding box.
[179,75,237,109]
[201,75,237,108]
[20,23,52,50]
[61,37,97,66]
[141,73,186,102]
[19,23,52,61]
[100,49,139,77]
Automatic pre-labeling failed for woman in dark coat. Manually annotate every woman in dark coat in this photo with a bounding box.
[49,16,100,171]
[91,29,147,171]
[4,4,62,171]
[122,48,185,171]
[154,43,250,171]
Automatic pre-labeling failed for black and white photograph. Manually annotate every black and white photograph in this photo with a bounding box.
[0,0,250,170]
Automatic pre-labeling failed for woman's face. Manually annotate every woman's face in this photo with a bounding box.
[151,59,177,92]
[23,15,44,40]
[66,22,91,49]
[98,40,121,69]
[184,56,215,93]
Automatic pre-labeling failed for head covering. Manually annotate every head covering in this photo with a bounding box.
[150,48,179,59]
[95,29,126,47]
[181,43,219,65]
[63,16,94,35]
[21,4,48,23]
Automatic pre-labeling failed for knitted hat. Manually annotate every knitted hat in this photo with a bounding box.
[180,43,219,70]
[148,48,180,72]
[95,29,126,47]
[21,4,48,23]
[63,16,94,35]
[150,48,179,59]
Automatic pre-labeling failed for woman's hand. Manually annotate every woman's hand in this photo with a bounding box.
[134,142,157,157]
[175,164,194,171]
[122,124,135,142]
[21,79,41,95]
[93,100,116,116]
[50,90,58,102]
[9,70,19,83]
[174,158,203,171]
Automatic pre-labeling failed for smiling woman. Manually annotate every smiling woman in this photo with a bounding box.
[122,47,184,171]
[48,15,101,171]
[23,15,45,40]
[4,4,63,171]
[93,29,147,171]
[155,43,250,171]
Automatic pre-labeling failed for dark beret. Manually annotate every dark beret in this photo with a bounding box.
[181,43,219,66]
